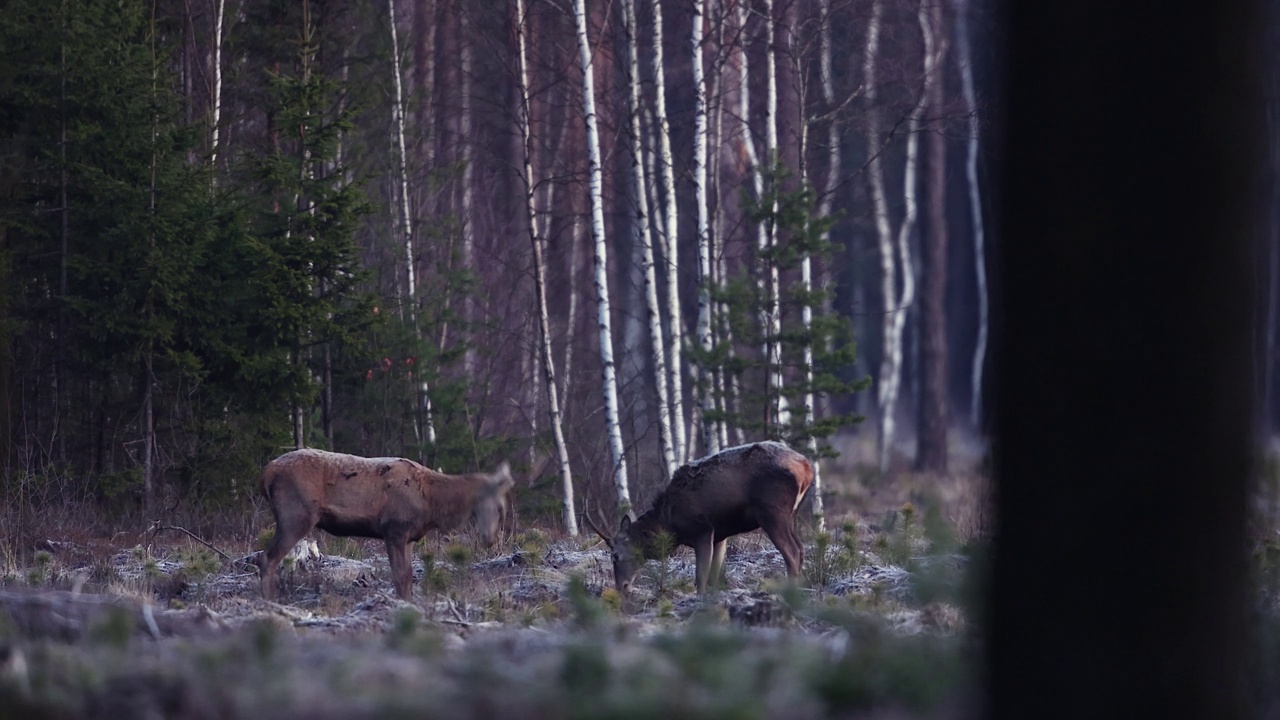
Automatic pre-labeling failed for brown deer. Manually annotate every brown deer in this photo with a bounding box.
[587,441,814,596]
[258,448,513,601]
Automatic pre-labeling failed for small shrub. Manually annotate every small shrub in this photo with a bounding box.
[254,526,275,553]
[418,551,448,595]
[513,529,548,565]
[566,573,603,629]
[646,529,677,599]
[178,546,220,582]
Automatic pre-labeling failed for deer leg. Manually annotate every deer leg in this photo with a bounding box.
[709,539,729,590]
[692,534,715,595]
[759,518,805,584]
[385,537,413,600]
[261,515,313,601]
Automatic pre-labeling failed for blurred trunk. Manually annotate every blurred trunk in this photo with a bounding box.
[915,0,948,474]
[957,0,989,432]
[762,0,785,430]
[988,1,1259,715]
[573,0,631,512]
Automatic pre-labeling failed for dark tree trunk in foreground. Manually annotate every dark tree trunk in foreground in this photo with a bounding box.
[915,0,948,475]
[987,1,1262,718]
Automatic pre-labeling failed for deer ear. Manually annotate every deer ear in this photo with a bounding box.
[619,515,632,533]
[495,461,511,480]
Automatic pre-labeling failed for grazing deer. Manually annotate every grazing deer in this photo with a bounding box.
[259,448,513,600]
[587,441,814,595]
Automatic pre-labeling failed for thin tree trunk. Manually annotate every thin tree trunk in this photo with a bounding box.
[802,0,844,531]
[512,0,578,532]
[958,0,988,431]
[388,0,436,448]
[562,211,583,412]
[693,0,720,458]
[623,0,677,477]
[867,0,925,473]
[573,0,631,511]
[145,6,159,511]
[57,1,68,463]
[651,0,687,464]
[209,0,225,187]
[762,0,785,430]
[707,6,731,452]
[916,0,948,473]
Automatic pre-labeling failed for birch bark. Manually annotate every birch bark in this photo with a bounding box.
[209,0,225,187]
[573,0,631,510]
[650,0,687,464]
[624,0,677,477]
[866,0,925,473]
[388,0,436,447]
[515,0,577,533]
[692,0,720,457]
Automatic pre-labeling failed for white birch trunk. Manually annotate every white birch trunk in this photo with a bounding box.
[459,16,477,376]
[624,0,677,477]
[516,0,578,535]
[762,0,786,430]
[957,0,988,430]
[573,0,631,511]
[562,212,583,412]
[209,0,225,187]
[803,0,844,531]
[692,0,721,458]
[651,0,687,464]
[388,0,436,446]
[865,0,895,473]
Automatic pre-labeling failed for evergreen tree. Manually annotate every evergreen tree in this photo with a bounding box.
[696,164,869,459]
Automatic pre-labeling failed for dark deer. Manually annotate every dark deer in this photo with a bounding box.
[259,448,513,600]
[586,441,814,595]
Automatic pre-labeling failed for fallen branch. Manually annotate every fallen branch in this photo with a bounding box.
[148,523,234,562]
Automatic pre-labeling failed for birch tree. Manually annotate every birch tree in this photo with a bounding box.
[387,0,436,447]
[515,0,577,532]
[761,0,786,430]
[866,0,927,473]
[957,0,988,430]
[692,0,720,458]
[800,0,845,531]
[650,0,687,464]
[573,0,631,511]
[209,0,225,187]
[623,0,677,477]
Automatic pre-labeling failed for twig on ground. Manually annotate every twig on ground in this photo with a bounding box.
[147,523,234,562]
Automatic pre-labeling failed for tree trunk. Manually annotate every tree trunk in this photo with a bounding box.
[867,0,925,474]
[651,0,687,464]
[987,2,1259,715]
[915,0,948,474]
[693,0,720,459]
[762,0,785,431]
[573,0,631,512]
[209,0,225,187]
[623,0,677,477]
[957,0,988,432]
[387,0,436,448]
[804,0,844,531]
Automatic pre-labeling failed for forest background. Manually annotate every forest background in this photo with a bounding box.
[1,0,1238,547]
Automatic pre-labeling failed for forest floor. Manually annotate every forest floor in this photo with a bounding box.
[0,441,992,719]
